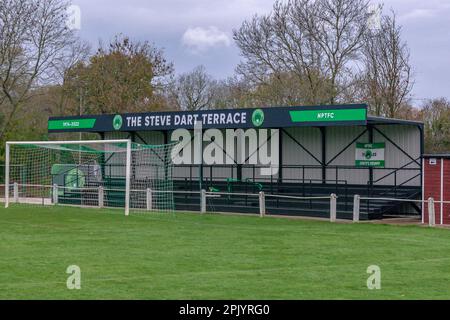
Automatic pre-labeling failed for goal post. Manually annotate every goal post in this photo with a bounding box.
[4,139,176,215]
[125,139,131,216]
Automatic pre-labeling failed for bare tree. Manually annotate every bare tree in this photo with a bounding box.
[362,11,413,117]
[170,66,216,111]
[0,0,78,140]
[233,0,370,105]
[302,0,370,103]
[51,40,91,115]
[54,40,91,85]
[233,1,327,105]
[209,76,256,110]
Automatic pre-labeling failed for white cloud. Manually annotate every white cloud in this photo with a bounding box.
[399,8,436,21]
[182,26,231,53]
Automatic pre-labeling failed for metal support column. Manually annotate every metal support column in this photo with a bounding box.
[320,127,326,183]
[368,125,374,187]
[199,129,204,191]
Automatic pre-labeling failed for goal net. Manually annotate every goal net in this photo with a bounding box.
[4,139,176,215]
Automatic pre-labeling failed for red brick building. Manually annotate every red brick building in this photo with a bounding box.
[423,155,450,225]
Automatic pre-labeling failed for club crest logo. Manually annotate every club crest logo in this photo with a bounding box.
[113,115,123,130]
[252,109,265,127]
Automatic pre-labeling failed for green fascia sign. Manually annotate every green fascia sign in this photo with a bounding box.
[289,108,367,123]
[48,119,97,130]
[48,105,369,132]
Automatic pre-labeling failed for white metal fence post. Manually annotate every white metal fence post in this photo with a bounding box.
[53,184,59,204]
[353,194,360,222]
[259,191,266,217]
[98,186,104,208]
[422,158,425,224]
[428,197,435,227]
[201,189,206,213]
[13,182,18,203]
[146,188,153,211]
[330,193,337,222]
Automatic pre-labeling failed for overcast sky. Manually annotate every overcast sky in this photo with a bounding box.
[72,0,450,105]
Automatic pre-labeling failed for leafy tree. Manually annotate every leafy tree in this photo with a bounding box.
[0,0,78,141]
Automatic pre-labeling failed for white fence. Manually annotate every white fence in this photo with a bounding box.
[353,195,450,227]
[0,183,200,211]
[204,191,336,221]
[2,183,448,227]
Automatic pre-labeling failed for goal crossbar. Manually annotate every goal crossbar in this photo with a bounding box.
[6,139,130,145]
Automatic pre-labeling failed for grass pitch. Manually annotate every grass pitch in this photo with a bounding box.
[1,205,450,300]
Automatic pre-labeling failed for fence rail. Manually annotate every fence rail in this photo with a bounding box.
[265,194,332,200]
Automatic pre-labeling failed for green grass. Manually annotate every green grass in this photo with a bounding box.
[1,205,450,300]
